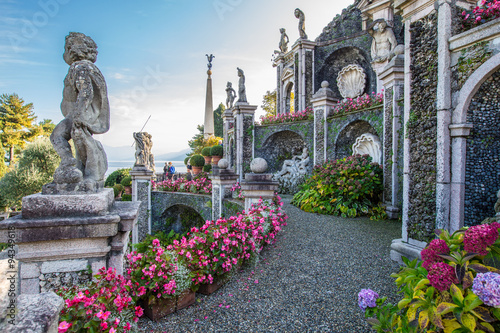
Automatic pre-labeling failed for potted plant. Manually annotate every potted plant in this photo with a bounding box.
[189,154,205,175]
[112,183,124,198]
[121,176,132,195]
[201,147,212,165]
[127,239,194,321]
[203,164,212,173]
[210,145,223,165]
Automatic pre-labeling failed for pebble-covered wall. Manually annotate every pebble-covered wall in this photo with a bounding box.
[464,70,500,226]
[407,13,438,241]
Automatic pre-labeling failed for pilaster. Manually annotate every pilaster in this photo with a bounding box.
[232,104,257,183]
[130,167,154,243]
[311,81,338,166]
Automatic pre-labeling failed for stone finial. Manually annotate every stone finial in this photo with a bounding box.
[250,158,268,173]
[44,32,110,194]
[218,158,229,170]
[312,80,335,100]
[321,81,329,88]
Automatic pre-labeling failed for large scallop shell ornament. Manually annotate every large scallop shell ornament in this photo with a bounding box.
[337,64,366,99]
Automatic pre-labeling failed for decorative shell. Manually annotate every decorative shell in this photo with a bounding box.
[336,64,366,99]
[352,133,382,164]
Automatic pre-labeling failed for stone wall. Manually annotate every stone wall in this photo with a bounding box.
[326,107,384,161]
[464,70,500,225]
[407,13,438,241]
[254,121,314,173]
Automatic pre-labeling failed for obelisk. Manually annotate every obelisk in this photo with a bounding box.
[204,54,215,139]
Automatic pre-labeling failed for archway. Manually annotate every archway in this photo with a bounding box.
[285,82,294,114]
[260,130,307,173]
[153,204,205,235]
[334,120,379,161]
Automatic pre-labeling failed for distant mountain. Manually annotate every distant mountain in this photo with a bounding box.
[156,148,191,162]
[103,144,135,161]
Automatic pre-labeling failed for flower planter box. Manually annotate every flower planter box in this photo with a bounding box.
[141,289,196,321]
[197,277,228,295]
[141,297,176,321]
[176,289,195,311]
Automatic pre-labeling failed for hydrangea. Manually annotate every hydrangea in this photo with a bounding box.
[421,239,450,270]
[427,262,458,292]
[472,272,500,308]
[358,289,379,310]
[463,223,499,256]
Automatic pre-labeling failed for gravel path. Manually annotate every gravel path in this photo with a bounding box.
[138,196,402,333]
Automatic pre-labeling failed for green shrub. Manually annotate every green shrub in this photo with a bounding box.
[203,164,212,173]
[201,147,211,157]
[121,194,132,201]
[190,154,205,167]
[291,154,385,219]
[112,184,124,198]
[104,168,130,187]
[184,156,191,165]
[120,176,132,187]
[210,145,223,157]
[361,223,500,332]
[134,230,186,254]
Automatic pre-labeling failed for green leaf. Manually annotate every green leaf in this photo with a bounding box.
[419,310,429,329]
[464,292,483,312]
[436,302,459,315]
[398,298,411,309]
[414,278,430,291]
[478,321,496,333]
[450,284,464,304]
[471,306,495,323]
[442,319,462,333]
[469,263,489,273]
[460,313,476,332]
[462,271,474,290]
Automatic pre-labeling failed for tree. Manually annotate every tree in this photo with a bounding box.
[39,119,56,137]
[261,90,277,117]
[0,94,41,164]
[188,103,225,155]
[0,137,59,209]
[214,103,225,138]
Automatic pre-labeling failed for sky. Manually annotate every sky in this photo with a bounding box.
[1,0,354,157]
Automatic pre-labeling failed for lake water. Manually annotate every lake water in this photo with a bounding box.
[106,161,187,177]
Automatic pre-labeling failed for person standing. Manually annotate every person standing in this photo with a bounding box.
[163,162,168,181]
[167,161,175,180]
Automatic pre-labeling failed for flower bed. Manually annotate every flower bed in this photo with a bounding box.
[258,108,313,125]
[463,0,500,29]
[152,174,211,195]
[329,92,383,117]
[360,222,500,332]
[57,196,287,328]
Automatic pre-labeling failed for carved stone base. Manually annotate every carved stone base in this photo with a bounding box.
[42,180,104,195]
[390,238,425,264]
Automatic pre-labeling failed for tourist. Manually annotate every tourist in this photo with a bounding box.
[167,162,175,180]
[163,162,168,180]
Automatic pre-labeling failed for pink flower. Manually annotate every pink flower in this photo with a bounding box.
[464,223,499,255]
[421,239,450,270]
[58,321,72,333]
[427,262,458,291]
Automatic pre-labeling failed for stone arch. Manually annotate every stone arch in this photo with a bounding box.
[449,54,500,229]
[316,46,375,100]
[334,120,379,160]
[259,130,308,173]
[155,204,205,235]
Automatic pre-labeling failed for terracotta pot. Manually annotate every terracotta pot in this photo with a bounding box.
[197,277,227,295]
[204,156,212,165]
[192,166,203,175]
[211,156,222,165]
[124,186,132,195]
[176,289,195,311]
[141,297,176,321]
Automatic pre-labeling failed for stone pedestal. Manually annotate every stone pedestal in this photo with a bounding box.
[211,167,239,220]
[130,167,154,243]
[311,82,338,165]
[0,188,139,295]
[240,173,279,212]
[379,55,405,219]
[232,104,257,182]
[222,108,235,168]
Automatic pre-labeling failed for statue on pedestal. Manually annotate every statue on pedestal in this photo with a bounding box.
[236,67,247,104]
[279,28,289,53]
[294,8,308,40]
[273,147,310,193]
[45,32,110,193]
[225,82,237,108]
[368,19,403,63]
[133,132,154,172]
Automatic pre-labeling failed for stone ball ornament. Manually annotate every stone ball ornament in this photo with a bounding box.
[218,158,229,169]
[250,158,268,173]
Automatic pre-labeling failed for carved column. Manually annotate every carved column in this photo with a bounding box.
[222,108,234,158]
[379,55,405,219]
[311,81,338,165]
[232,104,257,183]
[130,168,154,243]
[210,165,239,220]
[273,54,285,114]
[291,39,316,111]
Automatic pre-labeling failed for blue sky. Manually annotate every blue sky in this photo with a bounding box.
[1,0,353,156]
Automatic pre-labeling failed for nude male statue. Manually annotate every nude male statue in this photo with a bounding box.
[225,82,237,108]
[236,67,247,104]
[294,8,308,40]
[368,19,399,63]
[48,32,110,192]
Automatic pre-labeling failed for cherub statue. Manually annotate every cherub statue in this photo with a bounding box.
[294,8,308,39]
[47,32,110,192]
[236,67,247,104]
[368,19,402,63]
[279,28,289,53]
[225,82,237,108]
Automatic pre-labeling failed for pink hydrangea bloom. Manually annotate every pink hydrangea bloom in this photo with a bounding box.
[463,223,499,256]
[427,262,458,291]
[421,239,450,270]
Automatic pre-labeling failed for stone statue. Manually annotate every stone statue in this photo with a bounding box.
[236,67,247,104]
[225,82,237,108]
[206,54,215,71]
[294,8,308,40]
[279,28,289,53]
[133,132,154,172]
[273,147,310,193]
[368,19,402,63]
[45,32,110,194]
